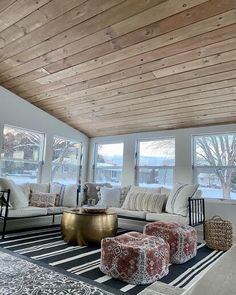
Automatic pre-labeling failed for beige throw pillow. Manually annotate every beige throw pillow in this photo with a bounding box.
[122,186,167,213]
[30,193,56,208]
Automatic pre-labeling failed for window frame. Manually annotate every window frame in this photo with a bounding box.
[0,124,45,183]
[93,142,124,185]
[51,135,83,185]
[135,137,175,187]
[192,132,236,199]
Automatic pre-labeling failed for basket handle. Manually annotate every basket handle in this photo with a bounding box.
[210,215,223,221]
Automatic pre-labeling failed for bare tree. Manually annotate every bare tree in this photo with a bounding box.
[196,135,236,199]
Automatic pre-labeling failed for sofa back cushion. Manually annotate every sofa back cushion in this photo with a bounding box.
[165,183,199,216]
[30,183,50,194]
[50,183,65,206]
[62,184,78,207]
[97,187,121,208]
[122,186,167,213]
[0,177,28,209]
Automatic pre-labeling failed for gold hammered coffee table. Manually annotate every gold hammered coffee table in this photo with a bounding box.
[61,208,118,246]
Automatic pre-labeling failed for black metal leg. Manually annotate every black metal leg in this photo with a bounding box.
[2,216,7,239]
[52,214,55,224]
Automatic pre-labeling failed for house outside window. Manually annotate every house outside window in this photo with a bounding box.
[193,133,236,199]
[0,125,45,184]
[94,143,124,185]
[51,136,82,185]
[136,138,175,187]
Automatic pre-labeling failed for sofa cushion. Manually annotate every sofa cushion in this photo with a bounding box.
[0,177,28,209]
[84,182,112,204]
[122,186,167,213]
[30,183,50,194]
[30,193,56,208]
[47,206,67,214]
[165,184,199,216]
[97,187,121,208]
[110,207,147,219]
[3,206,48,218]
[62,184,77,207]
[146,212,188,224]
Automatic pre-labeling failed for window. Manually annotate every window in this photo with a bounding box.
[193,133,236,199]
[136,138,175,187]
[0,125,45,184]
[51,137,82,185]
[94,143,123,185]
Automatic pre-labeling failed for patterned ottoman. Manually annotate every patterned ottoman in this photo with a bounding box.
[144,221,197,264]
[100,231,169,285]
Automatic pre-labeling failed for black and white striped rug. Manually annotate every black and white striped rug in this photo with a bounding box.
[0,226,225,295]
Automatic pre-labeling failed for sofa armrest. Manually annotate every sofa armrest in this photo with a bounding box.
[188,197,205,227]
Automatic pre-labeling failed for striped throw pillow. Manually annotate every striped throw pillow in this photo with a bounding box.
[165,183,199,216]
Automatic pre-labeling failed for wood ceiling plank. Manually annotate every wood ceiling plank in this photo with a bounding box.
[34,76,236,112]
[52,90,236,119]
[4,24,236,90]
[0,0,127,63]
[44,0,215,74]
[0,0,17,14]
[0,0,167,66]
[0,0,212,81]
[67,104,236,129]
[31,10,236,85]
[0,0,52,33]
[26,38,236,102]
[0,0,87,49]
[90,116,236,137]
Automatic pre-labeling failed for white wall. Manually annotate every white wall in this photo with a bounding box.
[0,86,89,185]
[88,123,236,235]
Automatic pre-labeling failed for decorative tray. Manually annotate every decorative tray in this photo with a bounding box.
[81,206,107,213]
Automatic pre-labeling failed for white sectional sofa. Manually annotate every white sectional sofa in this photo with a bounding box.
[0,178,79,238]
[84,183,205,232]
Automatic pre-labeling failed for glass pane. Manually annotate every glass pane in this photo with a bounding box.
[96,143,123,167]
[137,167,174,188]
[52,137,81,184]
[194,134,236,166]
[94,167,122,185]
[2,125,44,161]
[195,167,236,199]
[52,163,78,185]
[139,139,175,166]
[1,159,38,184]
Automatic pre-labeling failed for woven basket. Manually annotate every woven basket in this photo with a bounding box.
[205,216,233,251]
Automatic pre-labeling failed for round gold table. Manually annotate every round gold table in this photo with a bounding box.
[61,208,118,246]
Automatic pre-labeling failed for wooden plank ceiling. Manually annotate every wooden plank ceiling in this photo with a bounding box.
[0,0,236,137]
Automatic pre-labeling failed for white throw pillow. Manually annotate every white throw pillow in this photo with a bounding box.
[0,177,28,209]
[97,187,121,208]
[62,184,78,207]
[166,183,199,216]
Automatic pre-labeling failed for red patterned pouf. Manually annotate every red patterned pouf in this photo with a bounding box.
[100,231,169,284]
[144,221,197,264]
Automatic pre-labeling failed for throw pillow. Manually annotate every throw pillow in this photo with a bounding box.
[0,177,28,209]
[97,187,121,208]
[50,183,65,206]
[122,191,167,213]
[29,193,56,208]
[122,186,167,213]
[165,183,199,216]
[62,184,78,207]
